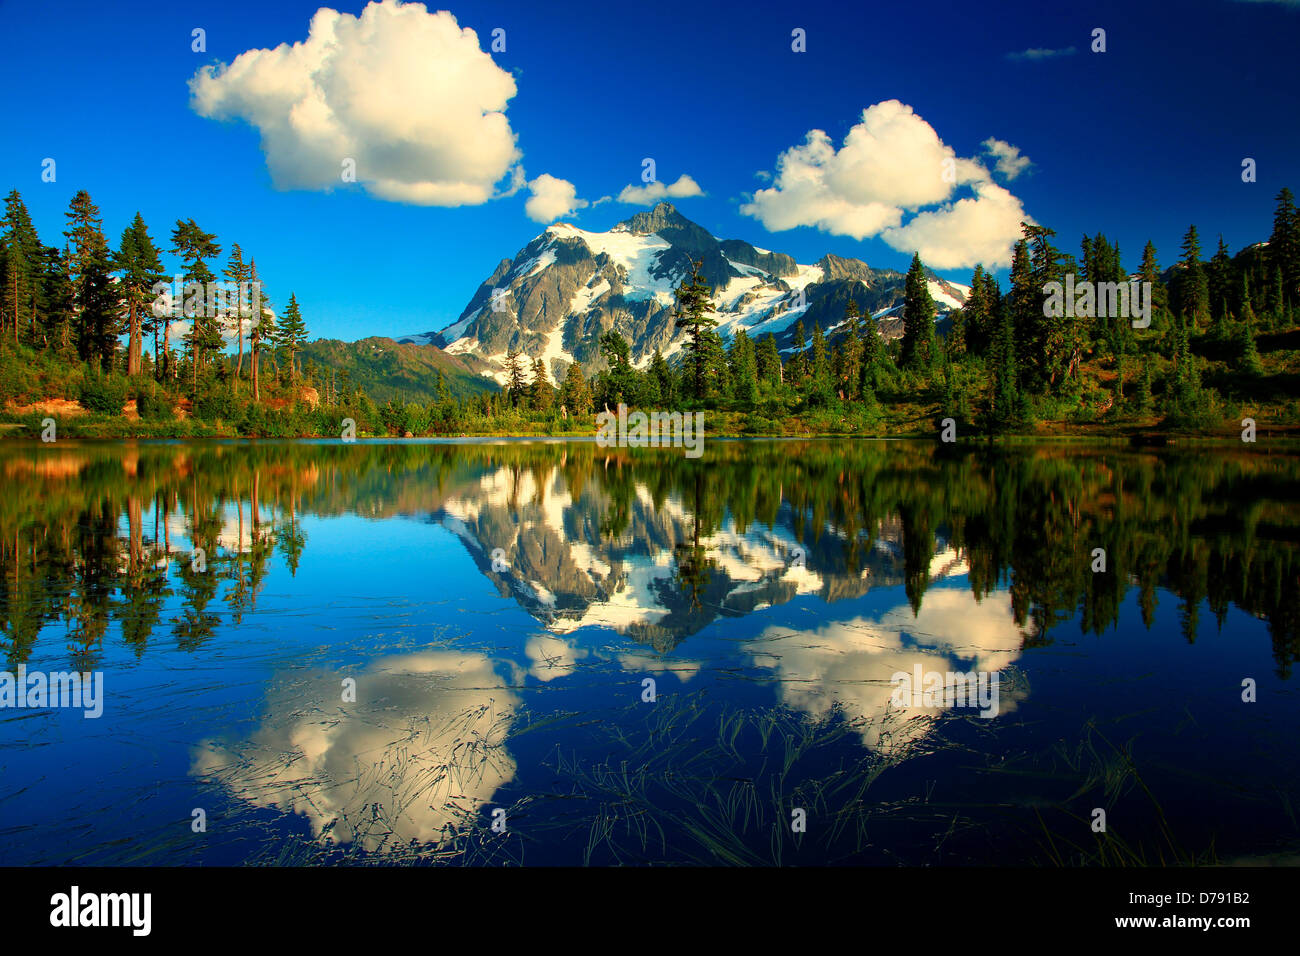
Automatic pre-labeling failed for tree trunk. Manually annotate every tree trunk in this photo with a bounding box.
[127,299,141,377]
[252,344,259,401]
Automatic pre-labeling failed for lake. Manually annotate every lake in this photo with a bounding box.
[1,438,1297,866]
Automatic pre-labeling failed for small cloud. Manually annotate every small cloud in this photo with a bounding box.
[981,138,1032,180]
[495,166,527,199]
[524,174,588,223]
[616,174,704,205]
[1005,46,1077,61]
[754,169,772,182]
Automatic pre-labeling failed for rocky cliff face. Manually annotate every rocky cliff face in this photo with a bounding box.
[401,202,968,385]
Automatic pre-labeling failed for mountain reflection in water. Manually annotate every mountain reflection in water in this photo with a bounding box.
[1,439,1297,865]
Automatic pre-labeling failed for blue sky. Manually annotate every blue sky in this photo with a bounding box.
[1,0,1297,341]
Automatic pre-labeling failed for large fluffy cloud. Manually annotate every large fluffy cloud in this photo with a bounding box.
[192,651,520,852]
[746,584,1030,753]
[741,100,1032,270]
[189,0,523,206]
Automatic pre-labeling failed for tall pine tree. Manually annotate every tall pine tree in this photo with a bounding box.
[170,218,222,386]
[673,258,717,401]
[278,292,307,383]
[901,252,935,369]
[114,213,164,377]
[2,191,43,349]
[65,191,117,370]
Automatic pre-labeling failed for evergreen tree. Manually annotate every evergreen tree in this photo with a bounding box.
[1137,361,1153,415]
[248,259,273,400]
[278,292,307,383]
[1024,223,1076,390]
[1207,235,1234,335]
[1175,225,1209,328]
[1083,232,1129,358]
[755,333,782,386]
[901,252,935,369]
[504,347,527,406]
[860,309,882,381]
[963,265,991,356]
[1269,186,1299,316]
[529,357,552,410]
[1008,238,1038,389]
[840,300,864,399]
[1238,272,1262,376]
[702,328,730,397]
[946,307,967,359]
[1138,241,1169,320]
[810,322,830,385]
[170,218,222,386]
[37,244,73,354]
[223,244,252,379]
[114,212,164,377]
[673,258,717,401]
[728,328,758,404]
[597,329,640,407]
[2,190,43,349]
[1268,264,1287,329]
[649,348,674,404]
[986,287,1021,432]
[65,191,117,370]
[559,359,592,415]
[787,320,807,383]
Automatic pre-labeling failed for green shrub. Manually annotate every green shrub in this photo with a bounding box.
[192,385,238,422]
[79,371,129,414]
[135,382,174,421]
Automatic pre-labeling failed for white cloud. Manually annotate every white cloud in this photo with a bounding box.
[1006,46,1077,61]
[881,181,1030,271]
[524,174,589,222]
[189,0,523,207]
[746,586,1030,753]
[981,137,1032,180]
[740,100,1030,270]
[616,174,704,205]
[192,651,519,852]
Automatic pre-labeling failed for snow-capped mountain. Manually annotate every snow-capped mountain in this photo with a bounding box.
[434,462,970,651]
[400,202,968,385]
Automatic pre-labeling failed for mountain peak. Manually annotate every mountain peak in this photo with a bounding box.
[615,201,688,235]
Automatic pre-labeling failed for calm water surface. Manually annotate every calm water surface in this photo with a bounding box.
[1,438,1297,865]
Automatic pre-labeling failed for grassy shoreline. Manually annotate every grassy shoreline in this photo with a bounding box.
[3,411,1298,444]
